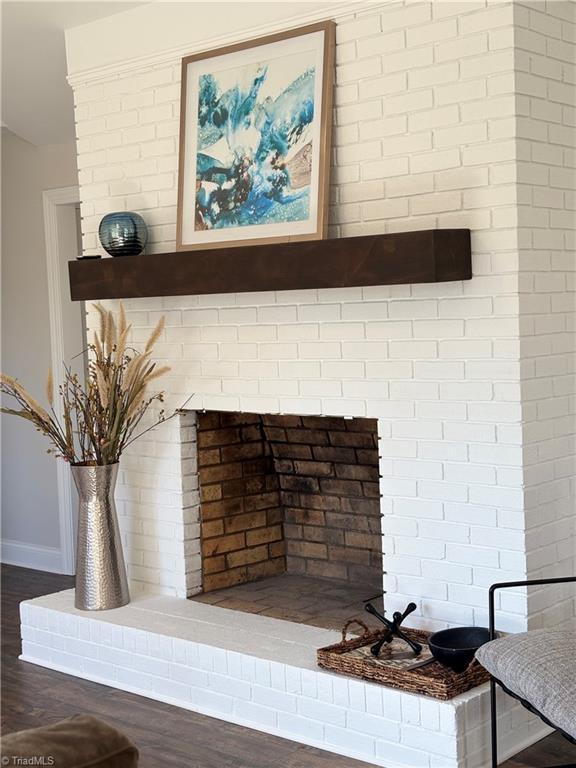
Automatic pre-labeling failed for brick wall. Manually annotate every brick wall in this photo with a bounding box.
[197,411,285,592]
[513,1,576,629]
[67,0,574,632]
[195,412,382,593]
[263,415,382,587]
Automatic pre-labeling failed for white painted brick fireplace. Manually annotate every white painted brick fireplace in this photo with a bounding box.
[20,2,575,766]
[67,0,575,633]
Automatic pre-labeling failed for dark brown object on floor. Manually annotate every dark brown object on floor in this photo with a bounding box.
[68,229,472,301]
[0,714,138,767]
[2,564,574,768]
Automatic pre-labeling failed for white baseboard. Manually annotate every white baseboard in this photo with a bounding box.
[1,539,65,573]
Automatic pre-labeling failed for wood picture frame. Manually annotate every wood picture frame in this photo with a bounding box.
[176,20,335,252]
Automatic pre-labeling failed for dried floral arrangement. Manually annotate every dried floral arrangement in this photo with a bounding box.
[0,303,182,465]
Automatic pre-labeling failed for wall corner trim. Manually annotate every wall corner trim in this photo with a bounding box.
[43,185,80,576]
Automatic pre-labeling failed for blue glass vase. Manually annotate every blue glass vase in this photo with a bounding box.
[98,212,147,257]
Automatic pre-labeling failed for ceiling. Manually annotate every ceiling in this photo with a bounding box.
[1,1,145,146]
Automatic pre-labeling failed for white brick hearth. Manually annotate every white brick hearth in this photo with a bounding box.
[20,590,548,768]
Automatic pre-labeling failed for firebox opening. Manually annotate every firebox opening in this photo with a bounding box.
[188,411,384,630]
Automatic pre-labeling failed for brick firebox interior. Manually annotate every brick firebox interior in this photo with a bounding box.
[192,412,383,626]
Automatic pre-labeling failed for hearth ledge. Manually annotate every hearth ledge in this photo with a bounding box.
[20,591,550,768]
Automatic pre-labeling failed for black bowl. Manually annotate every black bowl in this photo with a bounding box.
[428,627,491,673]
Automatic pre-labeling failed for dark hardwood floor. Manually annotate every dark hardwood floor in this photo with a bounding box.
[2,564,574,767]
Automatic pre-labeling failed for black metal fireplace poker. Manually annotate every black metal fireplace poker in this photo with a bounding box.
[364,601,422,657]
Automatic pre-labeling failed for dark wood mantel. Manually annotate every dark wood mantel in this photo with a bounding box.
[68,229,471,301]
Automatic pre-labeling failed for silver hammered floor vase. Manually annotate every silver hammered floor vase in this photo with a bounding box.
[71,463,130,610]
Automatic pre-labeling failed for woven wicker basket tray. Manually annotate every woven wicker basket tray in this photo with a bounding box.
[317,619,490,701]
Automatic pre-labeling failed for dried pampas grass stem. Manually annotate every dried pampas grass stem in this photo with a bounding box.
[1,303,180,465]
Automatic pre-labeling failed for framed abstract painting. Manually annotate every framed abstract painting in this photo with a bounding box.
[176,21,335,251]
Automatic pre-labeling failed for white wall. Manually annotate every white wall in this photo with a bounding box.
[65,0,575,632]
[65,2,351,75]
[1,128,78,571]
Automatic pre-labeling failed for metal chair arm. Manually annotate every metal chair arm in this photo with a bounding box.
[488,576,576,640]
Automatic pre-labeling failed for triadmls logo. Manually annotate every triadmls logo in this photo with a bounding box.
[1,758,55,766]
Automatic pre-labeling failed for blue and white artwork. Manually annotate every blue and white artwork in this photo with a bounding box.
[178,27,331,250]
[195,54,315,232]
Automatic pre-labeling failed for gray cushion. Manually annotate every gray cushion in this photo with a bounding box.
[476,628,576,739]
